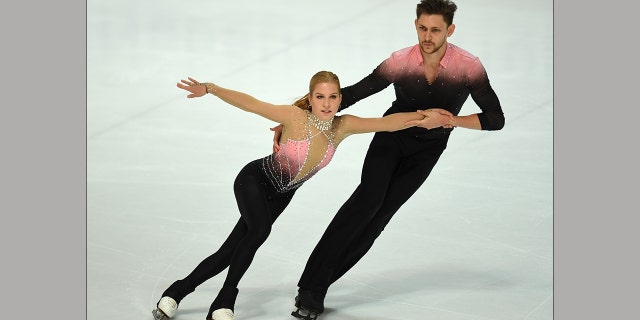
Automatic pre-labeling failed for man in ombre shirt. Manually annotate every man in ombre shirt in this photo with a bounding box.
[290,0,505,317]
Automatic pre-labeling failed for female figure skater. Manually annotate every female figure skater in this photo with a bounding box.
[152,71,452,320]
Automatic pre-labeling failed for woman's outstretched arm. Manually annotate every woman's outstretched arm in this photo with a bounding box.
[341,108,453,135]
[177,77,296,124]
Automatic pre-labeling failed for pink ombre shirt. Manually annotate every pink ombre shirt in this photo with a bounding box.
[339,43,504,138]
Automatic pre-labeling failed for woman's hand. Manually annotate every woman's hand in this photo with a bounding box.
[177,77,208,98]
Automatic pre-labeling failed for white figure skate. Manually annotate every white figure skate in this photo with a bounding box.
[152,296,178,320]
[211,308,234,320]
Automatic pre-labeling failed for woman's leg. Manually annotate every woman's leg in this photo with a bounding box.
[160,218,248,304]
[207,162,294,316]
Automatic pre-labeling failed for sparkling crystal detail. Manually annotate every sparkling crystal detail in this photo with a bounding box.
[308,111,334,131]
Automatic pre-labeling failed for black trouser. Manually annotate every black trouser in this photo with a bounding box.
[297,131,448,296]
[162,159,296,315]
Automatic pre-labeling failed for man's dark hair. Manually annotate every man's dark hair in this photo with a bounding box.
[416,0,457,26]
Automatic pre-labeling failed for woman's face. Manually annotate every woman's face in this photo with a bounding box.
[308,82,341,120]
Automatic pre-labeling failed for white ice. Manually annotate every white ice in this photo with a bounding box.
[87,1,553,319]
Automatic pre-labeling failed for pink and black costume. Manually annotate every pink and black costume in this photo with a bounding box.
[160,112,336,318]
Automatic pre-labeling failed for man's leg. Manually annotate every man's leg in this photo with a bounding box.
[329,141,445,284]
[297,133,402,293]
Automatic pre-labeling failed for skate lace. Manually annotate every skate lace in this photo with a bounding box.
[159,296,177,310]
[212,308,234,320]
[155,296,178,318]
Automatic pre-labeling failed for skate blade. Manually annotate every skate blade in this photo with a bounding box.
[291,308,319,320]
[152,308,169,320]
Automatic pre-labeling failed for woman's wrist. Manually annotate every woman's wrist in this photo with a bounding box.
[203,82,217,95]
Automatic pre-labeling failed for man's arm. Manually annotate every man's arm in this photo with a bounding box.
[464,59,505,130]
[339,63,392,112]
[448,113,482,130]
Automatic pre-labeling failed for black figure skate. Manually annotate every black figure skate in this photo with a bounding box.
[291,290,324,320]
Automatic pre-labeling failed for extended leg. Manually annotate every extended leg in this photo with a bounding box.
[297,133,402,292]
[329,146,443,284]
[207,162,294,318]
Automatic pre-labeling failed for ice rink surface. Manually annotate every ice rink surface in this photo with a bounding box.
[87,1,552,319]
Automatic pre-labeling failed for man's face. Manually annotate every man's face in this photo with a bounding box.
[414,14,454,55]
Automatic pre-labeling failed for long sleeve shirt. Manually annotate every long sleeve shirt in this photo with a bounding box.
[339,43,505,139]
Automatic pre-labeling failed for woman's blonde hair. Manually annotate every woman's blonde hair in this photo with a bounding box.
[293,71,341,110]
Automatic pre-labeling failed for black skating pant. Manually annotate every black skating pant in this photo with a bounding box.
[297,131,448,297]
[161,159,296,315]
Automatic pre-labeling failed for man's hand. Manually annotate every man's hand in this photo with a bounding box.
[405,108,455,129]
[270,124,284,153]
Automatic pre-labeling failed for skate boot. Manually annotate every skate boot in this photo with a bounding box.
[207,286,239,320]
[152,296,178,320]
[211,308,234,320]
[291,290,324,320]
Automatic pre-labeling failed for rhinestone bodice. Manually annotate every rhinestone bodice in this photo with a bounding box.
[261,113,337,193]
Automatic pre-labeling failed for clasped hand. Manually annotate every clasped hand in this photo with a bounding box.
[405,108,455,129]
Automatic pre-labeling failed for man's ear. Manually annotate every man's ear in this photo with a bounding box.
[447,23,456,37]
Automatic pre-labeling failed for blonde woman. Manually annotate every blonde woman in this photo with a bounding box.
[152,71,450,320]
